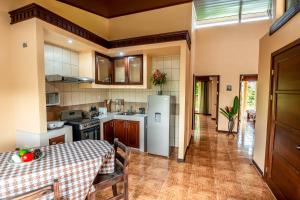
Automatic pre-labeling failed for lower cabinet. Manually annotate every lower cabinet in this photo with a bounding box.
[103,119,139,148]
[103,120,114,144]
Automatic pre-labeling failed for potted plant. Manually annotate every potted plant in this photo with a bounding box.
[150,69,167,95]
[219,96,239,136]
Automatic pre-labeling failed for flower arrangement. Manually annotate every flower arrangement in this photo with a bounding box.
[219,96,239,136]
[150,69,167,95]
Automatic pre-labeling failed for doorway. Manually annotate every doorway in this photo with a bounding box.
[192,75,220,132]
[238,74,258,133]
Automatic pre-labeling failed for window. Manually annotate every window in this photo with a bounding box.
[194,0,273,28]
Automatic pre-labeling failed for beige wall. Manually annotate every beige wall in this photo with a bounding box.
[254,12,300,172]
[108,3,192,40]
[8,0,110,39]
[0,1,15,152]
[193,20,271,131]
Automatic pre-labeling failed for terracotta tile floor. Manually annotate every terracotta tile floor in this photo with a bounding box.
[96,115,275,200]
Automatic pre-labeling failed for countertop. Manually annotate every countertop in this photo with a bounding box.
[94,112,147,122]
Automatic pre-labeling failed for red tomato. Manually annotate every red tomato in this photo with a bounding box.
[21,152,34,162]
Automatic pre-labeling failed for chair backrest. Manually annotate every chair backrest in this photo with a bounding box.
[114,138,130,174]
[11,179,61,200]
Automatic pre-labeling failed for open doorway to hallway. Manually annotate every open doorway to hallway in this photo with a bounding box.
[192,75,220,133]
[238,74,258,132]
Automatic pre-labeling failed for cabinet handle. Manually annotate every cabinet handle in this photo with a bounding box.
[297,145,300,150]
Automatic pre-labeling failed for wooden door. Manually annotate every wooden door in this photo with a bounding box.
[114,120,127,145]
[126,121,139,148]
[266,40,300,199]
[103,120,114,144]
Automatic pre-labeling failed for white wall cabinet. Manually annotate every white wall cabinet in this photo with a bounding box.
[44,43,79,77]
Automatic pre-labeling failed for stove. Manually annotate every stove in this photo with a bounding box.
[61,110,100,141]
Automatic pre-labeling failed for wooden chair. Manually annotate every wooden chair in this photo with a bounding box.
[11,179,61,200]
[87,138,130,200]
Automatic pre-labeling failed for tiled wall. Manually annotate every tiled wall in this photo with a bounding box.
[46,83,108,106]
[45,44,109,106]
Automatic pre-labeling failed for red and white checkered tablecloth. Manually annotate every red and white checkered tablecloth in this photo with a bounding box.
[0,140,115,200]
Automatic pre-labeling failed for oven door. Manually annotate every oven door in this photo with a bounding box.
[80,125,100,140]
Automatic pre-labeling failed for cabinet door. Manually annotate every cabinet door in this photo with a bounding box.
[128,56,143,84]
[126,121,139,148]
[114,120,127,145]
[113,58,126,84]
[49,135,65,145]
[103,120,114,144]
[95,53,112,84]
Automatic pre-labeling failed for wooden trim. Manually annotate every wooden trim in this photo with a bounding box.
[57,0,192,19]
[9,3,191,49]
[270,1,300,35]
[217,130,238,134]
[110,31,191,49]
[252,159,263,176]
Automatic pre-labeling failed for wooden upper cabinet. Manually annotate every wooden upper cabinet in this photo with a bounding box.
[128,56,143,84]
[113,58,127,84]
[95,52,143,86]
[95,53,112,84]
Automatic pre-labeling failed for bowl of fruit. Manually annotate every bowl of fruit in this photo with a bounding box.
[9,148,44,164]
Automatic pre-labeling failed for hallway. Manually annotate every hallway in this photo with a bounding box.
[96,115,275,200]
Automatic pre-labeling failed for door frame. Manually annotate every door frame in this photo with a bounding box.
[264,38,300,199]
[237,74,258,133]
[192,75,220,131]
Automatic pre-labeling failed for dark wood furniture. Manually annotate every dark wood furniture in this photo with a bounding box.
[103,120,115,144]
[12,179,61,200]
[49,135,65,145]
[95,54,143,85]
[265,38,300,199]
[87,139,130,200]
[103,120,140,148]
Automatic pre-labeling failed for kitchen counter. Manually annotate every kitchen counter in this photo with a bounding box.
[95,113,147,152]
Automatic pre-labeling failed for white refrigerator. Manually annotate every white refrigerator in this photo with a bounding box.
[147,95,174,157]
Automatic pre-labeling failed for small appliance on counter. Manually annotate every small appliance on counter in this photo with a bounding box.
[47,121,65,130]
[139,107,146,114]
[99,107,108,116]
[61,110,100,141]
[46,92,60,106]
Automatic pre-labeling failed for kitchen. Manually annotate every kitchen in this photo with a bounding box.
[32,31,181,155]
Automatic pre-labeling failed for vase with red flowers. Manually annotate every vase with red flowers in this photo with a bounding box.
[150,69,167,95]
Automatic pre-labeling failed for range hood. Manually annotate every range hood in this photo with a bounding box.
[46,75,94,83]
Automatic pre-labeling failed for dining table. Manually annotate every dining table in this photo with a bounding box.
[0,139,115,200]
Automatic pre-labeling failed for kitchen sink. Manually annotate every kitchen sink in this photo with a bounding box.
[117,112,136,116]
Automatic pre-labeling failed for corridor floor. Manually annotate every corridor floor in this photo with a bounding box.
[96,115,275,200]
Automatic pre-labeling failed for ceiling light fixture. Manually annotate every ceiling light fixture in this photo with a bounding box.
[67,39,73,44]
[119,52,124,56]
